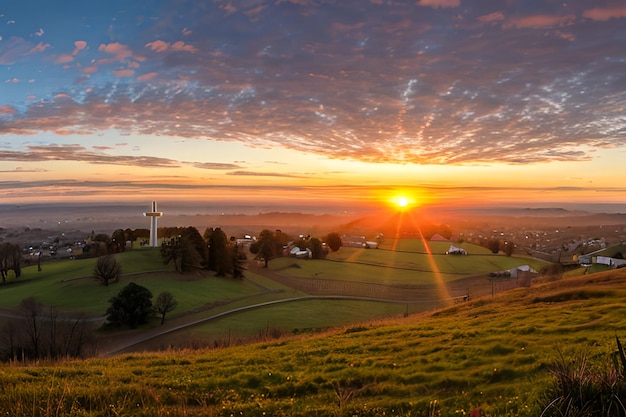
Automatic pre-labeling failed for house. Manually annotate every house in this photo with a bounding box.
[446,245,467,255]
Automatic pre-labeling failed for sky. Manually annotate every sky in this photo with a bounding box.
[1,0,625,214]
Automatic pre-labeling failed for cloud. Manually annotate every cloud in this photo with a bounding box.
[504,14,576,29]
[137,72,158,81]
[0,167,47,173]
[416,0,460,9]
[73,40,87,55]
[0,105,17,115]
[0,37,37,64]
[0,145,183,168]
[97,42,145,65]
[113,69,135,77]
[193,162,241,170]
[583,5,626,21]
[227,171,304,178]
[145,40,198,53]
[0,0,624,169]
[55,53,74,64]
[477,11,505,24]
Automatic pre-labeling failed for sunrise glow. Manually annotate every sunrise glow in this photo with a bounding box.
[0,1,624,211]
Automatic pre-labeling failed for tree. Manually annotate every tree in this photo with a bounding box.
[154,291,178,325]
[181,227,208,266]
[0,242,21,284]
[326,232,343,252]
[20,297,43,358]
[309,237,326,259]
[160,227,208,273]
[232,245,246,279]
[106,282,153,328]
[250,229,280,268]
[93,255,121,286]
[161,237,183,272]
[486,238,500,254]
[209,227,230,276]
[110,229,127,253]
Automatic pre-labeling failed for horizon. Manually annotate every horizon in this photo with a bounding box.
[1,1,625,209]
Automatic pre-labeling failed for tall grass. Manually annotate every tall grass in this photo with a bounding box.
[540,336,626,417]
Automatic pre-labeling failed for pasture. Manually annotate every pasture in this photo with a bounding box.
[0,239,551,351]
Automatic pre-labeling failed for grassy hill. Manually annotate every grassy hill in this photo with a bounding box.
[2,268,626,416]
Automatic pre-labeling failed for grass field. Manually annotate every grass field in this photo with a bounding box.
[275,241,547,285]
[0,239,554,357]
[2,268,626,416]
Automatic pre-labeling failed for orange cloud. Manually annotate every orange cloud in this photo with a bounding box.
[113,69,135,77]
[145,40,169,53]
[98,42,145,63]
[73,40,87,55]
[29,42,50,54]
[416,0,460,9]
[55,54,74,64]
[477,11,505,24]
[505,14,575,29]
[0,105,17,114]
[583,5,626,21]
[146,40,198,53]
[137,72,158,81]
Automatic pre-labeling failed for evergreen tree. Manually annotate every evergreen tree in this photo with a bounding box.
[209,227,230,276]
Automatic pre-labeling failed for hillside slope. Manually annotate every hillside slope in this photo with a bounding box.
[2,268,626,416]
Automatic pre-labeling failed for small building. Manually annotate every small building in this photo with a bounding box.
[446,245,467,255]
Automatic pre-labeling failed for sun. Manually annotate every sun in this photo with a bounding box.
[390,194,416,211]
[377,189,431,212]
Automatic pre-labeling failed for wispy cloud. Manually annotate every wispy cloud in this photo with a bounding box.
[0,0,625,169]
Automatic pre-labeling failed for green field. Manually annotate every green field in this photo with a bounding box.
[2,268,626,416]
[0,240,551,350]
[274,242,545,285]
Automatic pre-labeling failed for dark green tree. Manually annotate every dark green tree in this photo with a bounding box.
[250,229,279,268]
[106,282,153,328]
[325,232,342,252]
[93,255,121,286]
[161,227,207,273]
[232,245,246,279]
[209,227,230,276]
[154,291,178,325]
[309,237,326,259]
[0,242,21,284]
[487,239,500,254]
[110,229,126,253]
[181,227,207,266]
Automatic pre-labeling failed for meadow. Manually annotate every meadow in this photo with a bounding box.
[1,239,546,343]
[1,268,626,416]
